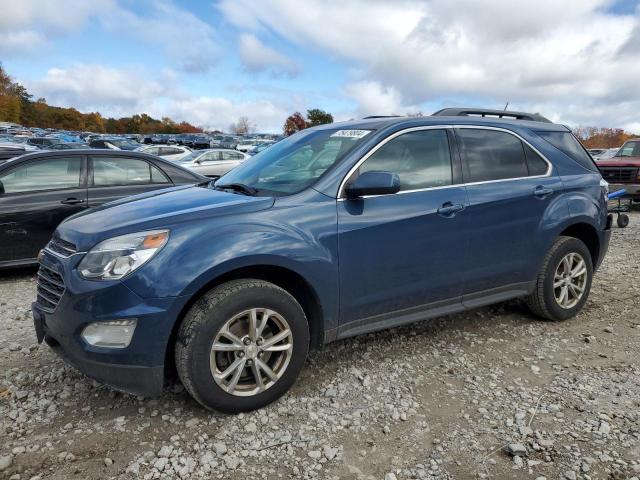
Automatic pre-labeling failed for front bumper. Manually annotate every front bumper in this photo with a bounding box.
[32,250,189,396]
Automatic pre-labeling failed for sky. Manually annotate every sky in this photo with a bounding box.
[1,0,639,133]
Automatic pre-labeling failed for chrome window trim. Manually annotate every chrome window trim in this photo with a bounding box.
[336,124,553,200]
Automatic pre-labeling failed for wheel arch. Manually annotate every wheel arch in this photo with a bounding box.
[558,221,600,267]
[165,263,326,379]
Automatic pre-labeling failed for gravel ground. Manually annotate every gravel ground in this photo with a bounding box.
[1,213,639,480]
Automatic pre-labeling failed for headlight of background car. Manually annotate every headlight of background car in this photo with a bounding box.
[78,230,169,280]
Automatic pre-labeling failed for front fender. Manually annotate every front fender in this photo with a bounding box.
[123,194,340,330]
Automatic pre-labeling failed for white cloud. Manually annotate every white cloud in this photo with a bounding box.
[25,63,289,131]
[0,0,113,56]
[154,96,289,132]
[343,81,420,116]
[27,65,168,117]
[0,0,218,72]
[219,0,640,129]
[238,34,300,76]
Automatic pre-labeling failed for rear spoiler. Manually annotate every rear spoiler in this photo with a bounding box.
[432,108,552,123]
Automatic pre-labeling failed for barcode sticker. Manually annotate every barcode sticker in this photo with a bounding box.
[330,130,371,139]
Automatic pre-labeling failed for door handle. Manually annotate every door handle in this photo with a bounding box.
[437,202,465,217]
[533,186,553,198]
[61,198,85,205]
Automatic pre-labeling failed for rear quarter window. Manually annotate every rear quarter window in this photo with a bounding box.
[536,131,599,173]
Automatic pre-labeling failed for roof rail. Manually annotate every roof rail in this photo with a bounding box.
[362,115,403,119]
[432,107,552,123]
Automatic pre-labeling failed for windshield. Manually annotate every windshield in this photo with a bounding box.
[217,128,372,196]
[616,141,640,157]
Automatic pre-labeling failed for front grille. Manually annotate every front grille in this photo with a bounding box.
[47,237,77,257]
[600,167,638,183]
[36,265,65,312]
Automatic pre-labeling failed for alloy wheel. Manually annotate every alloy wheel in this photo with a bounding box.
[209,308,293,396]
[553,252,588,309]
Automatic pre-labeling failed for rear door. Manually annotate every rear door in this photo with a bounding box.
[87,156,172,206]
[0,155,87,263]
[455,127,563,303]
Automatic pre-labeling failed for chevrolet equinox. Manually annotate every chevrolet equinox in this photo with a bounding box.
[32,108,612,412]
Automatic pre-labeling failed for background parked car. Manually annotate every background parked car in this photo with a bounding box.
[596,139,640,203]
[89,138,139,150]
[176,148,250,178]
[589,147,619,161]
[48,143,90,150]
[0,150,206,268]
[136,145,192,161]
[26,137,62,149]
[219,136,239,150]
[247,141,275,155]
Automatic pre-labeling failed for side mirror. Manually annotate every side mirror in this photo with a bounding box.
[344,171,400,199]
[0,180,4,195]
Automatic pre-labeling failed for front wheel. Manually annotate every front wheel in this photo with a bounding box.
[526,236,593,321]
[175,279,309,412]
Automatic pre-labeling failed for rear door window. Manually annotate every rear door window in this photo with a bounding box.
[457,129,529,182]
[91,157,169,186]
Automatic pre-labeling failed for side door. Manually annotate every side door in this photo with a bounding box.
[455,127,564,303]
[337,128,469,332]
[87,156,172,206]
[0,155,87,263]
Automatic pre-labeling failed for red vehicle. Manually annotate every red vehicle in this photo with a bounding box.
[596,139,640,203]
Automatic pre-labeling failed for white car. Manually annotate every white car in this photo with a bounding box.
[137,145,192,161]
[593,147,619,161]
[175,149,250,178]
[236,140,263,153]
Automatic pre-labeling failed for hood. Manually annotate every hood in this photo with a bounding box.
[596,157,640,167]
[57,184,274,250]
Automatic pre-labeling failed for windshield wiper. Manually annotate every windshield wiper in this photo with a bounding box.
[215,182,258,196]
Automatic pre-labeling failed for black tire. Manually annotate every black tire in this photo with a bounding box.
[526,236,593,321]
[617,214,629,228]
[175,279,309,412]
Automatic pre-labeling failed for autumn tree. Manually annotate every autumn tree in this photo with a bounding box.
[306,108,333,127]
[283,112,307,136]
[573,126,635,149]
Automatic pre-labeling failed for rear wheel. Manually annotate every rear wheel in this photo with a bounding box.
[526,236,593,321]
[175,279,309,412]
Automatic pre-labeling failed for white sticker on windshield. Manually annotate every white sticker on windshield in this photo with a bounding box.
[330,129,371,139]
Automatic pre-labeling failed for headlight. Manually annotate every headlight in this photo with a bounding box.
[78,230,169,280]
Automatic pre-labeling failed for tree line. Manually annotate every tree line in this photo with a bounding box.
[0,64,201,134]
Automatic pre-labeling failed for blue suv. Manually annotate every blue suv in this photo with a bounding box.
[32,108,612,412]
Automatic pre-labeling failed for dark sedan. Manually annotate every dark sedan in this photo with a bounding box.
[0,150,206,268]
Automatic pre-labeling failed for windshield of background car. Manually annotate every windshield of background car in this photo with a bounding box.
[616,141,640,157]
[217,128,372,196]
